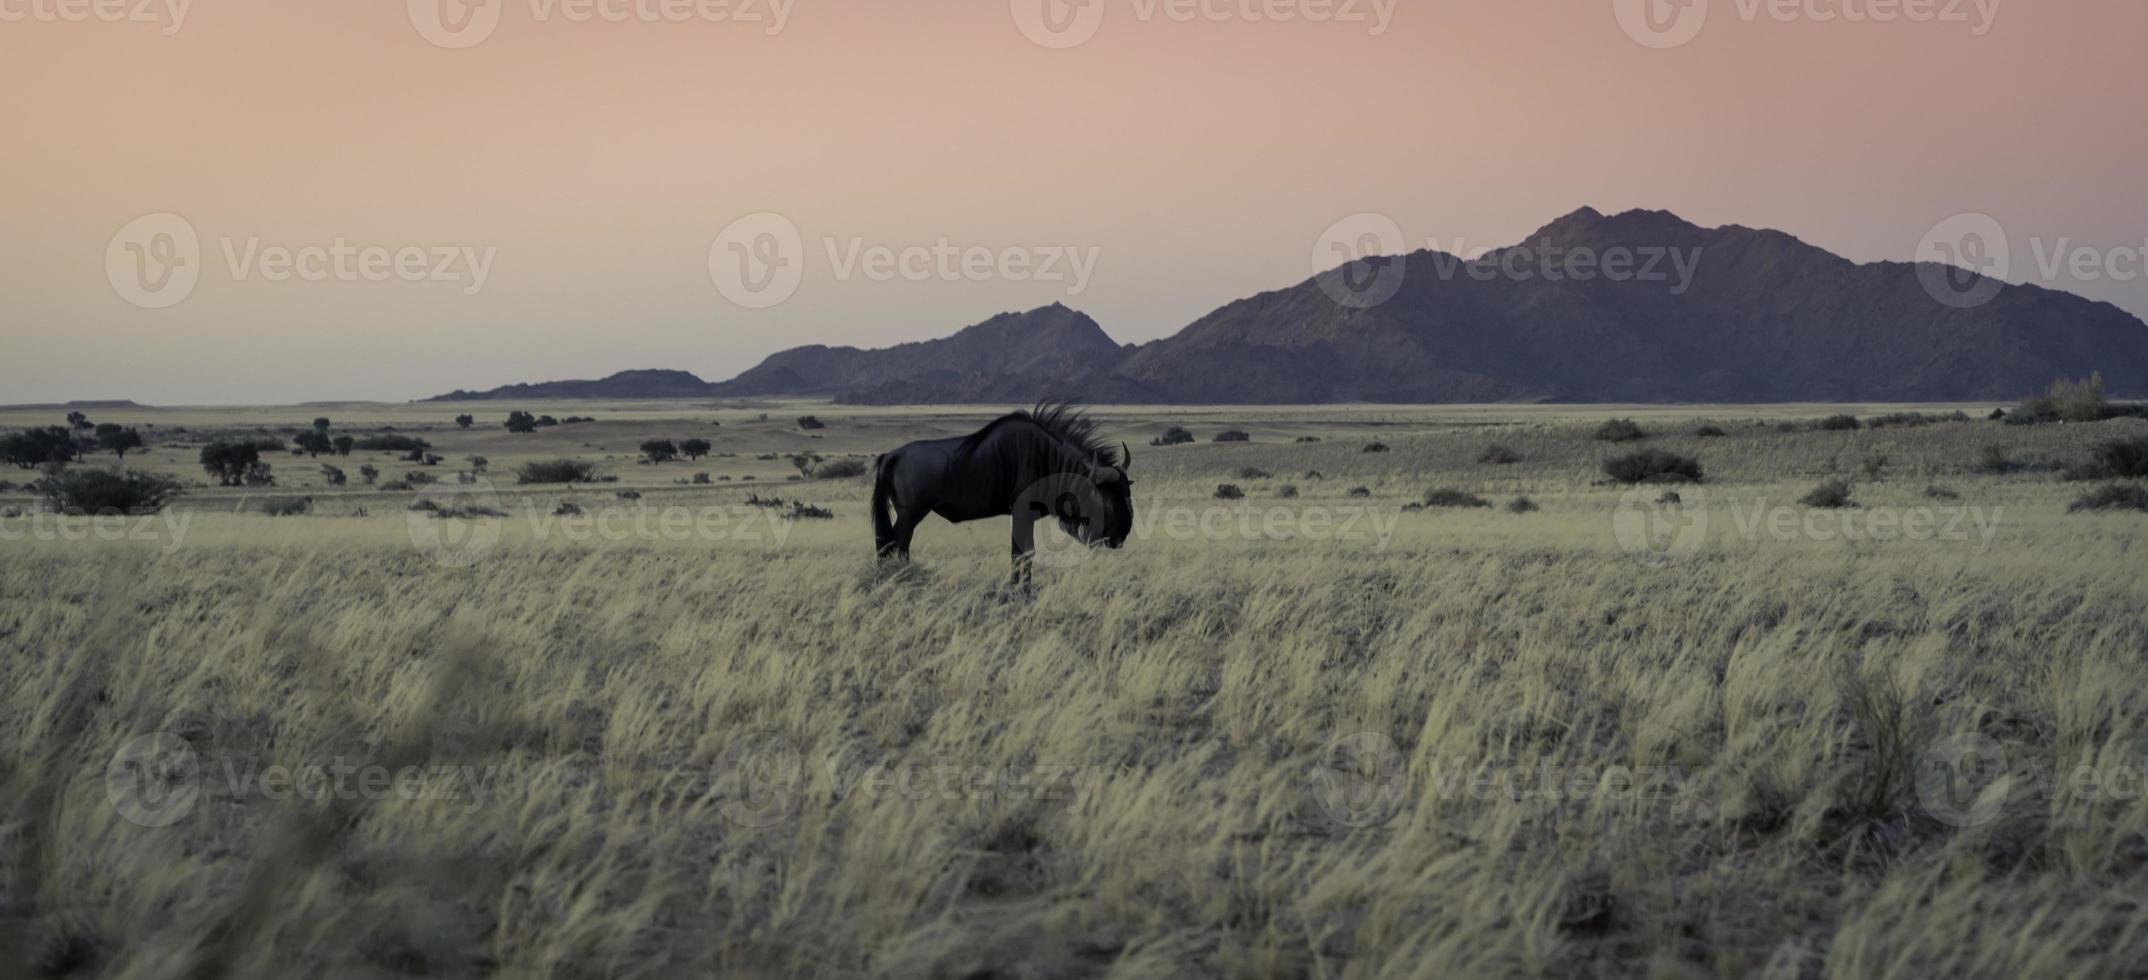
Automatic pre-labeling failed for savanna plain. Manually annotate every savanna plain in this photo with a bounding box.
[4,400,2147,979]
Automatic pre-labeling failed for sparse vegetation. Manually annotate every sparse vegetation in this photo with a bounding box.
[34,468,183,514]
[797,416,827,431]
[1477,444,1522,465]
[1816,414,1862,431]
[1214,484,1244,500]
[1694,425,1727,438]
[1151,427,1195,447]
[1423,488,1491,508]
[199,442,274,487]
[1213,430,1250,443]
[2015,373,2108,424]
[1594,419,1646,442]
[813,458,870,480]
[1507,496,1539,513]
[1800,479,1855,509]
[1362,442,1390,454]
[2069,484,2148,512]
[1602,449,1703,485]
[516,459,599,484]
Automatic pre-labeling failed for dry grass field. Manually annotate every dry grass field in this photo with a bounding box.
[4,402,2148,979]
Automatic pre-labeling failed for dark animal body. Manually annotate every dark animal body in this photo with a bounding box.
[872,404,1134,579]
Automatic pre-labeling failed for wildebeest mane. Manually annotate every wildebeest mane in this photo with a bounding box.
[964,401,1123,469]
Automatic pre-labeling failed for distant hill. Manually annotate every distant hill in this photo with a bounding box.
[428,369,716,401]
[430,208,2148,404]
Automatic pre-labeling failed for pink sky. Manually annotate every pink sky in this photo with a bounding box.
[2,0,2144,403]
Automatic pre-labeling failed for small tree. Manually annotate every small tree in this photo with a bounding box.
[294,431,335,457]
[1,427,81,468]
[467,455,489,473]
[642,440,680,464]
[456,414,475,429]
[506,411,539,434]
[94,424,146,460]
[320,464,348,486]
[200,442,274,487]
[66,411,92,430]
[332,435,355,456]
[312,417,332,432]
[680,438,712,461]
[798,416,827,431]
[359,464,380,485]
[37,469,184,515]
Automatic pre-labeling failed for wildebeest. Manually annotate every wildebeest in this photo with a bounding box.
[872,403,1134,579]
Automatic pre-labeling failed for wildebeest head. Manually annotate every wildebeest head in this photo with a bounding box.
[1066,442,1135,549]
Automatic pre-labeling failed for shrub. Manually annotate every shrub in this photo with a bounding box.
[36,469,184,515]
[1233,466,1272,480]
[1800,480,1855,509]
[1213,431,1251,443]
[506,411,540,434]
[1294,436,1322,444]
[1275,485,1299,499]
[553,501,584,516]
[1,427,82,468]
[1507,496,1540,514]
[359,464,379,485]
[681,439,712,460]
[785,502,835,521]
[455,414,474,429]
[1423,489,1491,509]
[1594,419,1646,442]
[692,472,711,485]
[2069,484,2148,513]
[332,436,355,456]
[2092,437,2148,479]
[797,416,827,431]
[1694,425,1727,438]
[1477,444,1522,465]
[1860,455,1889,479]
[1347,486,1372,498]
[641,439,679,464]
[261,497,312,517]
[1602,450,1703,485]
[1868,411,1969,429]
[813,458,870,480]
[1362,442,1391,454]
[616,490,642,500]
[320,465,347,487]
[200,442,273,487]
[2017,373,2108,424]
[517,459,598,484]
[93,425,146,459]
[1151,427,1195,447]
[1977,445,2017,474]
[355,435,430,453]
[253,437,287,452]
[1925,485,1961,501]
[1214,484,1245,500]
[404,471,438,486]
[1816,415,1862,431]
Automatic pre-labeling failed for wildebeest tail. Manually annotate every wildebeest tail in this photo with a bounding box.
[871,453,897,554]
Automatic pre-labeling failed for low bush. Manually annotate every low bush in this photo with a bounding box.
[261,497,313,517]
[2069,484,2148,513]
[1215,485,1245,500]
[785,502,835,521]
[1151,427,1195,447]
[813,459,870,480]
[1816,415,1862,431]
[1594,419,1646,442]
[36,469,184,515]
[517,459,598,484]
[2091,437,2148,479]
[1978,445,2018,474]
[355,435,430,453]
[1294,436,1322,444]
[1694,425,1727,438]
[1362,442,1390,454]
[1925,485,1961,501]
[1800,480,1855,509]
[1214,431,1251,444]
[1507,496,1540,514]
[1602,450,1703,485]
[797,416,827,431]
[1347,486,1372,498]
[1423,489,1491,509]
[1477,445,1522,465]
[1275,485,1299,499]
[1868,411,1970,429]
[1233,466,1272,480]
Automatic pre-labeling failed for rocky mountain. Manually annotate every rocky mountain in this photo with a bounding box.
[430,208,2148,404]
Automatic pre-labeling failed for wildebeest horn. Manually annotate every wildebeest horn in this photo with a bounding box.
[1121,442,1133,469]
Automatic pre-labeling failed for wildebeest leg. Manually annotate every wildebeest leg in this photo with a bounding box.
[890,506,928,560]
[1010,522,1035,588]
